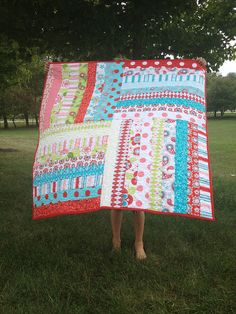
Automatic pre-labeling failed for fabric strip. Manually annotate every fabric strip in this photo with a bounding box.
[42,64,62,131]
[100,119,122,207]
[174,120,188,213]
[74,62,97,123]
[149,118,165,211]
[110,119,133,207]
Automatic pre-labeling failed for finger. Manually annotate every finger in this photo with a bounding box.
[44,62,50,73]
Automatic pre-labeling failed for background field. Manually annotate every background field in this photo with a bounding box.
[0,119,235,313]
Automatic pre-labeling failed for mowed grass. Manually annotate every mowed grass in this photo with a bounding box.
[0,120,235,314]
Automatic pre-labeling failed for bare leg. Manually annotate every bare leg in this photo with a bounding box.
[133,211,147,259]
[110,209,123,250]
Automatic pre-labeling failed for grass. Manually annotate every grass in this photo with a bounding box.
[0,120,235,313]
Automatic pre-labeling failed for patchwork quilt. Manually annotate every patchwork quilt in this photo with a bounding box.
[32,59,215,221]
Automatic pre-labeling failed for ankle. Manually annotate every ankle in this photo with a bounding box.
[112,237,121,244]
[134,240,144,248]
[135,240,143,245]
[134,241,147,259]
[112,237,121,251]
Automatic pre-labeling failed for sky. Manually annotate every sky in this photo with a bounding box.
[218,59,236,76]
[218,39,236,76]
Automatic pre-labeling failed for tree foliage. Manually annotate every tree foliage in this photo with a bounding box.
[0,50,45,127]
[0,0,235,70]
[207,72,236,117]
[0,0,235,127]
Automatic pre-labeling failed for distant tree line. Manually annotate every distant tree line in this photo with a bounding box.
[0,50,45,128]
[207,72,236,118]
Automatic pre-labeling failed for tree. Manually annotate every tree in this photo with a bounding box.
[207,72,236,117]
[0,35,22,128]
[1,1,236,127]
[3,85,23,128]
[0,45,45,128]
[16,52,45,127]
[0,0,235,70]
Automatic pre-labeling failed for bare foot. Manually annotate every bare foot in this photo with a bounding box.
[112,238,121,252]
[134,241,147,260]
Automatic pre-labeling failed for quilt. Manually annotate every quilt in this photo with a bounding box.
[32,59,215,221]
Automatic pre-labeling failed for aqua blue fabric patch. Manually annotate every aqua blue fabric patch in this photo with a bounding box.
[34,185,102,207]
[33,164,104,185]
[87,62,123,121]
[174,120,188,213]
[116,98,205,112]
[120,86,204,98]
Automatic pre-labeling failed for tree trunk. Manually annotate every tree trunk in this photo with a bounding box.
[24,111,29,127]
[35,113,39,127]
[2,112,8,128]
[34,95,39,127]
[214,111,217,118]
[12,115,16,128]
[220,109,224,118]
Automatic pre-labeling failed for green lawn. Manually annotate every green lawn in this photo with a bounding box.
[0,120,235,313]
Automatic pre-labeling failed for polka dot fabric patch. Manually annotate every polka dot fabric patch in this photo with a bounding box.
[32,59,215,221]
